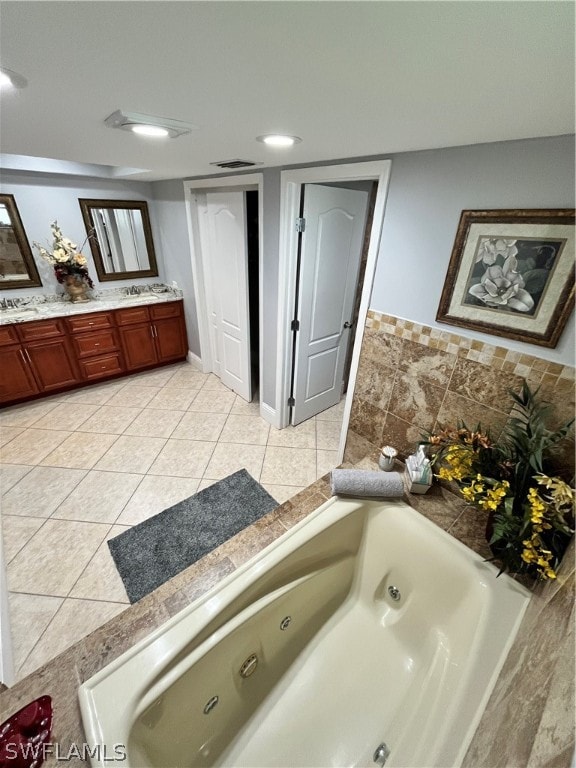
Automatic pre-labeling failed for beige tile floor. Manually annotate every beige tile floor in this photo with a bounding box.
[0,362,344,682]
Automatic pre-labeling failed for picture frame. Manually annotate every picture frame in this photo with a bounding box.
[436,209,575,348]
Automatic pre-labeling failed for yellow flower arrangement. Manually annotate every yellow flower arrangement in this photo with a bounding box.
[422,382,574,580]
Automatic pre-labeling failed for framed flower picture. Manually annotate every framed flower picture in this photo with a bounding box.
[436,209,575,348]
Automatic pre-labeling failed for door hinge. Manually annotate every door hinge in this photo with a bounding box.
[291,319,300,332]
[288,396,295,407]
[295,217,306,233]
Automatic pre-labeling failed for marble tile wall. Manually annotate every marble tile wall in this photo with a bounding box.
[345,310,575,481]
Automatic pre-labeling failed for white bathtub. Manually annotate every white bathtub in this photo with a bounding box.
[79,497,530,768]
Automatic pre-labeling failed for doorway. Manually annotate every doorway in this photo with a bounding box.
[184,173,264,409]
[276,160,392,459]
[289,181,374,425]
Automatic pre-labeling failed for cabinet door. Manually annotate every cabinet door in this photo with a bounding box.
[119,323,158,370]
[0,347,40,403]
[25,338,80,391]
[154,317,188,363]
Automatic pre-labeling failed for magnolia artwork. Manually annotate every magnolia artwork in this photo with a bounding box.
[437,209,575,347]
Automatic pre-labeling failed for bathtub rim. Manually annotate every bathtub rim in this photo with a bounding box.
[78,495,532,766]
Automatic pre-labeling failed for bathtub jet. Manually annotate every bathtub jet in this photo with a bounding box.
[79,497,530,768]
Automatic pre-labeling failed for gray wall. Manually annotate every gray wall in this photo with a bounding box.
[3,135,573,412]
[0,171,163,297]
[151,180,200,357]
[157,134,574,415]
[372,135,575,363]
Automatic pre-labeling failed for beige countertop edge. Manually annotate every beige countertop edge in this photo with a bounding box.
[0,462,501,761]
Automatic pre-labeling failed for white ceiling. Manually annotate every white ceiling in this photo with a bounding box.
[0,1,574,182]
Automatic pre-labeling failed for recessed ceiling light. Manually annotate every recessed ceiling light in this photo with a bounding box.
[104,110,196,139]
[256,134,302,147]
[0,67,27,90]
[130,124,170,138]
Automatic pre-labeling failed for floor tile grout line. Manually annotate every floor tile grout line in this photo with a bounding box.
[62,521,117,601]
[50,470,148,527]
[11,593,67,681]
[0,463,36,494]
[4,515,52,566]
[10,588,130,607]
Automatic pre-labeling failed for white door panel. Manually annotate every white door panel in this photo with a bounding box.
[292,184,368,425]
[203,192,252,401]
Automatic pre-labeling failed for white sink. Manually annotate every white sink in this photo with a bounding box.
[0,307,40,320]
[121,294,160,302]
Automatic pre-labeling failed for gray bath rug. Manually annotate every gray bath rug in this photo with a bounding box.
[108,469,278,603]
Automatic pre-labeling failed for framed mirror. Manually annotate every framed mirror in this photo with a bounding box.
[0,194,42,289]
[79,199,159,281]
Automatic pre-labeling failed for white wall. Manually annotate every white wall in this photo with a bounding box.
[0,171,165,297]
[371,135,575,364]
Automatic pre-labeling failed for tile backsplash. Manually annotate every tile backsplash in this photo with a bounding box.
[345,310,575,479]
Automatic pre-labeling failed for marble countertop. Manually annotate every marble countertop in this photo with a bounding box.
[0,289,182,326]
[0,459,565,768]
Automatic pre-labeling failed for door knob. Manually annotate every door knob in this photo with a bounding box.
[343,321,353,329]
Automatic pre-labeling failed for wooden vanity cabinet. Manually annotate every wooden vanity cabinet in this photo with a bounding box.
[117,302,187,370]
[66,312,124,382]
[0,319,80,403]
[0,300,188,405]
[151,304,188,363]
[0,326,40,402]
[116,306,157,370]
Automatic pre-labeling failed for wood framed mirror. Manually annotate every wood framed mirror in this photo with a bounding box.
[78,199,159,281]
[0,194,42,289]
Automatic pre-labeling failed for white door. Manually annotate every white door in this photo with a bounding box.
[203,191,252,402]
[292,184,368,425]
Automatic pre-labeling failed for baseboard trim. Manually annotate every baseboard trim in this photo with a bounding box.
[260,401,280,429]
[186,351,203,371]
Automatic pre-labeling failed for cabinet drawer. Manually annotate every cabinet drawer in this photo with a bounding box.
[0,325,19,346]
[115,306,151,326]
[150,301,182,320]
[17,319,63,341]
[66,312,114,334]
[79,353,124,381]
[73,329,119,358]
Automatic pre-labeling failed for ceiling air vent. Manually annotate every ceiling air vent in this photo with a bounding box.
[209,159,262,169]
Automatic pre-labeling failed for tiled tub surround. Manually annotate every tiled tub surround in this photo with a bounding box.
[0,313,573,765]
[346,310,575,480]
[0,464,573,767]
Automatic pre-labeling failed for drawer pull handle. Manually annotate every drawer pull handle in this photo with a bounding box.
[94,343,100,347]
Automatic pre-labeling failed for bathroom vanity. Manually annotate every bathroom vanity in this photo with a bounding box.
[0,296,188,406]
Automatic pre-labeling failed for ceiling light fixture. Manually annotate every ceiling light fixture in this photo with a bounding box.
[104,110,196,139]
[256,134,302,147]
[0,66,28,90]
[130,125,170,138]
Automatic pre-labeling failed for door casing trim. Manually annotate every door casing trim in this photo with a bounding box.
[183,174,266,414]
[276,160,392,461]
